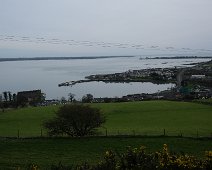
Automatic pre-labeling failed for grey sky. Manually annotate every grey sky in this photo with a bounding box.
[0,0,212,57]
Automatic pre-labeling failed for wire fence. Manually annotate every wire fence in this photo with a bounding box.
[1,128,212,139]
[98,129,212,138]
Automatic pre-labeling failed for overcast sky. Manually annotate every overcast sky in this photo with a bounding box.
[0,0,212,57]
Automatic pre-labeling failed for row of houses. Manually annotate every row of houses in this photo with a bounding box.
[86,68,178,82]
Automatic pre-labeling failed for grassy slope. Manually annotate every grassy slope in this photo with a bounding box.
[0,137,212,169]
[0,105,58,137]
[95,101,212,136]
[0,101,212,168]
[0,101,212,137]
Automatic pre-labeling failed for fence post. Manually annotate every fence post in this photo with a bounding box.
[17,129,20,138]
[163,129,166,136]
[40,129,43,137]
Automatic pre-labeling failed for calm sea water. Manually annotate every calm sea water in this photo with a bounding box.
[0,56,210,100]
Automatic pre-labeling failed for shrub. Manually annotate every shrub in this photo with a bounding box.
[43,104,106,137]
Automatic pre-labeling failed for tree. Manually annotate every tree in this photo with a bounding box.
[60,96,67,104]
[68,93,75,102]
[3,91,8,102]
[43,104,105,137]
[0,94,4,112]
[82,94,93,103]
[12,93,17,107]
[8,91,12,102]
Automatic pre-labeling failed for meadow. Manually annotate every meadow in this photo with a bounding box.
[0,100,212,168]
[0,137,212,169]
[0,101,212,137]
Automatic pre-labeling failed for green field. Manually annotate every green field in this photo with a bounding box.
[0,101,212,137]
[0,137,212,169]
[0,100,212,168]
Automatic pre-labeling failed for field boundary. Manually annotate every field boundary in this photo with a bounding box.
[1,127,212,138]
[1,132,212,140]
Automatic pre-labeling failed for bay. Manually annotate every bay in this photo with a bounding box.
[0,56,210,100]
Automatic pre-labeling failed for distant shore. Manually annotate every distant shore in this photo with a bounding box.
[0,55,212,62]
[0,56,134,62]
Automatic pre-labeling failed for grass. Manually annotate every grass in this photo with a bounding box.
[95,101,212,136]
[0,105,58,137]
[0,100,212,168]
[0,137,212,169]
[0,101,212,137]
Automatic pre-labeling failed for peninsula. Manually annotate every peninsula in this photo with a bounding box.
[58,60,212,88]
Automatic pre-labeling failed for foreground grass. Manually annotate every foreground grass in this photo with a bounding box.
[0,137,212,169]
[0,101,212,137]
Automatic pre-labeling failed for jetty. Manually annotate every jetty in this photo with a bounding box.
[58,80,92,87]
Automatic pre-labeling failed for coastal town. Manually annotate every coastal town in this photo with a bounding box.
[58,67,177,87]
[85,67,177,83]
[58,59,212,103]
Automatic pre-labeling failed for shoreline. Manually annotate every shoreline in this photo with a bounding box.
[58,67,179,87]
[58,59,212,90]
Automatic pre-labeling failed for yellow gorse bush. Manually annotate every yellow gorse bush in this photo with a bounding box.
[16,164,39,170]
[159,144,205,169]
[205,151,212,160]
[110,144,211,170]
[17,145,212,169]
